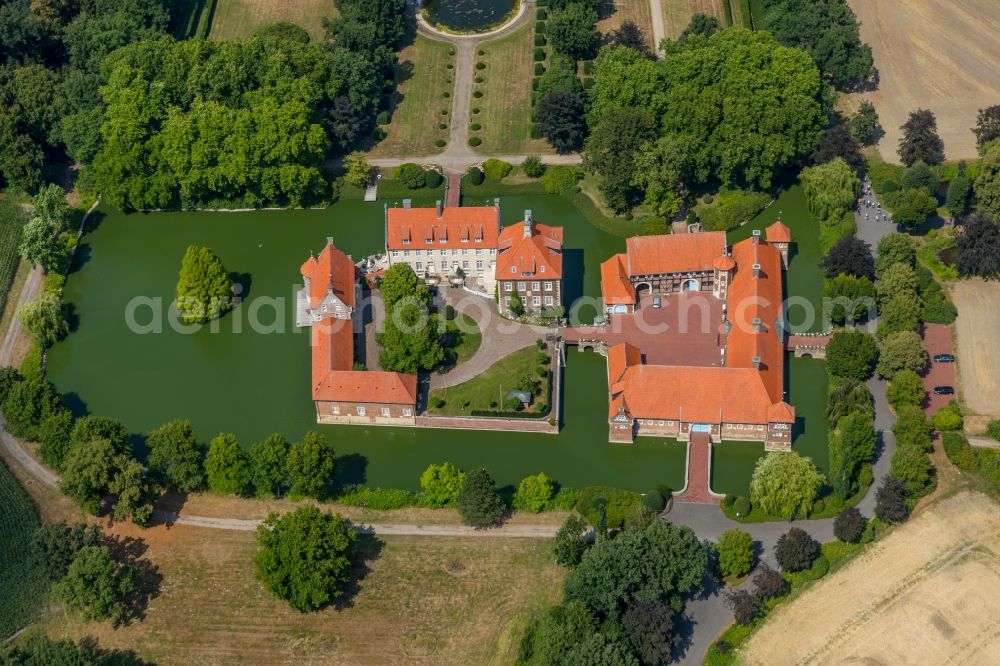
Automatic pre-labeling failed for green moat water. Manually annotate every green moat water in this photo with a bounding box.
[47,190,827,494]
[423,0,517,32]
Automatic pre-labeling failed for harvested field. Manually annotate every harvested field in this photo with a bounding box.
[848,0,1000,162]
[209,0,337,42]
[951,280,1000,418]
[662,0,726,38]
[740,491,1000,665]
[597,0,655,50]
[36,523,563,665]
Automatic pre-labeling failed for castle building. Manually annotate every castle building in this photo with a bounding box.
[298,239,417,425]
[495,210,564,316]
[601,222,795,449]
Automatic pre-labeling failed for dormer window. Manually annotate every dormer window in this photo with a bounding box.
[402,239,410,245]
[540,265,545,273]
[510,266,516,273]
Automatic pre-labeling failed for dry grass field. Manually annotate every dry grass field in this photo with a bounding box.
[209,0,337,42]
[475,22,552,155]
[368,35,455,158]
[848,0,1000,163]
[661,0,726,39]
[951,280,1000,419]
[741,491,1000,665]
[35,523,563,665]
[597,0,655,50]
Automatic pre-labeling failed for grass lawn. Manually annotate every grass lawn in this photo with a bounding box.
[445,312,481,367]
[33,525,564,665]
[662,0,727,38]
[427,345,551,416]
[368,35,455,158]
[597,0,655,50]
[473,20,552,155]
[209,0,337,41]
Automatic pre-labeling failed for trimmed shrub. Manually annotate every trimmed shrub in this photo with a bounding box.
[472,107,481,114]
[530,125,542,139]
[575,486,642,528]
[522,156,545,178]
[642,489,665,512]
[477,49,485,56]
[441,109,449,115]
[582,77,594,90]
[473,90,483,98]
[435,139,446,148]
[535,34,546,46]
[470,123,481,131]
[475,75,484,83]
[438,122,447,130]
[534,63,545,76]
[513,473,555,512]
[582,60,593,75]
[446,63,454,69]
[468,167,485,185]
[395,163,426,189]
[931,403,963,431]
[424,170,443,188]
[536,20,546,33]
[716,528,754,578]
[732,496,751,517]
[541,165,582,194]
[811,498,825,515]
[483,159,512,181]
[534,47,545,61]
[468,137,482,147]
[420,462,465,506]
[476,61,486,70]
[787,554,830,583]
[537,8,547,19]
[442,91,450,98]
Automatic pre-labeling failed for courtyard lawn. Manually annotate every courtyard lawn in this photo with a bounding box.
[428,345,551,416]
[47,196,686,493]
[473,20,552,155]
[445,312,481,367]
[209,0,337,41]
[368,35,455,158]
[729,186,826,334]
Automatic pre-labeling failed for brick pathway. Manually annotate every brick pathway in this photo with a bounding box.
[446,173,461,208]
[922,323,956,413]
[674,433,721,504]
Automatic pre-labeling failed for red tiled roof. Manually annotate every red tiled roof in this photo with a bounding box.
[625,232,727,276]
[601,254,635,305]
[315,370,418,405]
[766,221,791,243]
[311,317,354,389]
[608,342,641,384]
[386,205,500,250]
[496,221,563,278]
[713,255,736,271]
[300,241,357,310]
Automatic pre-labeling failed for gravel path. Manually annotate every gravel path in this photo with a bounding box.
[649,0,666,56]
[0,266,42,366]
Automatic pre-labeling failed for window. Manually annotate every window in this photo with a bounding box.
[504,296,510,305]
[667,420,674,426]
[403,250,409,257]
[540,265,545,273]
[518,281,526,291]
[442,260,449,270]
[545,296,554,306]
[490,249,495,255]
[476,260,483,269]
[658,420,664,426]
[532,296,541,306]
[381,407,390,417]
[504,282,513,291]
[462,249,468,255]
[356,405,366,416]
[402,239,410,245]
[463,261,469,268]
[391,251,399,257]
[757,425,764,431]
[461,237,468,243]
[736,424,744,430]
[331,405,340,414]
[440,249,446,256]
[531,281,540,291]
[476,248,482,255]
[544,281,552,291]
[452,249,458,255]
[510,266,516,273]
[403,408,412,417]
[416,262,422,269]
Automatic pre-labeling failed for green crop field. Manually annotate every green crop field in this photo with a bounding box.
[0,460,48,639]
[0,198,27,320]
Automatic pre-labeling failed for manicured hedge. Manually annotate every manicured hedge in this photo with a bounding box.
[536,20,546,33]
[475,75,484,83]
[438,122,447,129]
[530,125,542,139]
[468,167,485,184]
[534,63,545,76]
[335,485,420,510]
[434,139,446,148]
[534,47,545,61]
[476,61,486,70]
[535,34,546,46]
[733,496,751,516]
[582,60,593,75]
[470,123,481,131]
[425,170,443,188]
[576,486,643,528]
[537,8,547,20]
[468,137,482,147]
[473,90,483,98]
[582,77,594,90]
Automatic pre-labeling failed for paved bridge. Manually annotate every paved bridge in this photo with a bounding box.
[785,333,832,358]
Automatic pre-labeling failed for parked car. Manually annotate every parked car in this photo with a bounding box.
[933,386,955,395]
[933,354,955,363]
[652,295,662,308]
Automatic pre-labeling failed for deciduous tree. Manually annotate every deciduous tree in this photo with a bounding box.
[60,438,120,515]
[774,527,818,572]
[973,105,1000,149]
[419,462,465,506]
[749,452,825,519]
[17,292,69,347]
[54,545,137,622]
[457,467,506,527]
[109,455,155,526]
[250,433,291,498]
[887,370,925,408]
[974,146,1000,221]
[583,106,657,213]
[552,515,590,567]
[513,472,555,512]
[254,506,356,611]
[826,329,877,380]
[536,90,587,154]
[822,235,874,280]
[955,210,1000,278]
[31,521,104,582]
[850,100,881,145]
[875,232,916,273]
[205,432,252,496]
[898,109,944,165]
[175,246,233,325]
[801,157,860,224]
[715,528,754,579]
[547,4,599,60]
[876,330,927,378]
[833,506,865,543]
[287,431,335,499]
[146,419,203,492]
[874,476,908,523]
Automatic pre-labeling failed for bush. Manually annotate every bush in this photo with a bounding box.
[811,498,825,514]
[931,403,963,431]
[537,8,547,19]
[420,462,465,506]
[468,137,482,147]
[457,468,507,527]
[534,63,545,76]
[875,476,909,523]
[522,156,545,178]
[726,588,760,625]
[575,486,642,528]
[787,554,830,583]
[753,564,788,600]
[552,515,588,567]
[887,370,925,408]
[335,485,419,510]
[535,34,546,46]
[733,496,751,517]
[470,123,481,131]
[942,431,979,470]
[534,47,545,61]
[541,165,582,194]
[642,489,665,512]
[442,91,450,98]
[513,473,555,512]
[468,167,485,185]
[19,344,42,381]
[775,528,819,572]
[530,125,542,139]
[438,122,447,130]
[434,139,446,148]
[376,111,389,125]
[424,170,443,188]
[552,487,579,510]
[476,61,486,70]
[536,20,546,33]
[987,419,1000,441]
[483,159,513,181]
[696,190,771,232]
[834,506,866,543]
[472,107,480,114]
[582,77,594,90]
[395,163,426,189]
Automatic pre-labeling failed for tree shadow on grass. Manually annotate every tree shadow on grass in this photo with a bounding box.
[104,534,163,626]
[79,636,156,666]
[330,532,385,611]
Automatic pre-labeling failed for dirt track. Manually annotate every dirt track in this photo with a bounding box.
[951,280,1000,418]
[849,0,1000,162]
[740,491,1000,665]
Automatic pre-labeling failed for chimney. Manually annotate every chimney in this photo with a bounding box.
[752,317,762,333]
[403,198,412,211]
[327,236,334,246]
[436,200,443,218]
[523,210,533,238]
[752,229,761,245]
[752,263,761,279]
[752,355,761,369]
[495,197,502,234]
